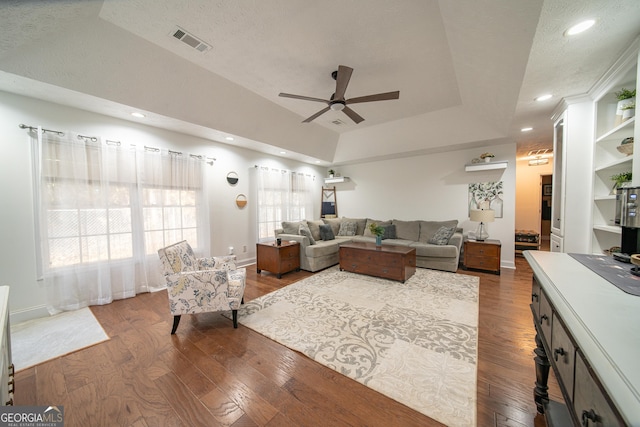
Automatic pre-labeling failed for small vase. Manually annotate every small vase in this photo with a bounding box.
[484,157,491,163]
[375,235,382,247]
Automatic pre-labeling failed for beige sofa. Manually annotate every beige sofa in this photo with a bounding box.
[274,217,462,273]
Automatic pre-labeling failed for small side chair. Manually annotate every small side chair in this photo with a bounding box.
[158,240,246,334]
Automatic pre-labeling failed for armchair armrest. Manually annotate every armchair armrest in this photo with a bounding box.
[197,255,237,270]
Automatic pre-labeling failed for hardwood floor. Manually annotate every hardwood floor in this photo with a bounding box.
[14,257,561,426]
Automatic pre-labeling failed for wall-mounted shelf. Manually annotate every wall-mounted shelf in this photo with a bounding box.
[324,176,350,184]
[464,161,508,172]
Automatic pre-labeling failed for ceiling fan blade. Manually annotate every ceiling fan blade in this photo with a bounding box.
[302,106,331,123]
[346,91,400,105]
[334,65,353,100]
[342,106,365,124]
[279,93,329,104]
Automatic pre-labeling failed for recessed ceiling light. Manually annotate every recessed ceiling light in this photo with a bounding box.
[280,151,286,155]
[535,94,552,102]
[521,127,533,132]
[225,136,234,141]
[565,19,595,36]
[131,112,145,118]
[315,160,321,164]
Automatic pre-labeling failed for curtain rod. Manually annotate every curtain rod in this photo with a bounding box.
[19,123,216,165]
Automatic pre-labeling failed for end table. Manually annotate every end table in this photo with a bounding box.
[463,239,501,275]
[256,241,300,278]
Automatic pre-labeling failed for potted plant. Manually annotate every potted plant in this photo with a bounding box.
[480,152,495,163]
[622,101,635,121]
[369,222,385,247]
[615,88,636,123]
[328,169,335,178]
[611,171,632,192]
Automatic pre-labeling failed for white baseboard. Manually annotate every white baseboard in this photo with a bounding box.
[10,304,50,324]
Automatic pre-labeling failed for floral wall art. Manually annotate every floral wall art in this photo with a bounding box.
[469,181,503,218]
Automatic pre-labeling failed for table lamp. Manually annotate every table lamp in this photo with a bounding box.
[470,209,495,241]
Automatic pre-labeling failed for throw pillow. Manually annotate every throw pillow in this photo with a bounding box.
[380,224,397,240]
[299,224,316,245]
[337,221,357,236]
[307,219,324,241]
[282,220,307,235]
[419,220,458,243]
[322,218,342,236]
[428,226,455,245]
[319,224,335,241]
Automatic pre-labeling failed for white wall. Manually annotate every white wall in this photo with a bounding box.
[515,157,553,234]
[0,91,324,323]
[331,144,517,269]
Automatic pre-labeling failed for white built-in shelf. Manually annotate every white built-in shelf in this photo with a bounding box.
[593,224,622,234]
[595,117,635,143]
[324,176,350,184]
[464,160,508,172]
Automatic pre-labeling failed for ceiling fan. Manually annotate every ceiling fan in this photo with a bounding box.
[279,65,399,124]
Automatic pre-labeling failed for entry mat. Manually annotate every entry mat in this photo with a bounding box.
[569,253,640,297]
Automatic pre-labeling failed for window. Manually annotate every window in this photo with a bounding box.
[30,128,210,313]
[255,167,314,241]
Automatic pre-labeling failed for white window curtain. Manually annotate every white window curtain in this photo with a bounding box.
[31,128,210,314]
[255,166,314,241]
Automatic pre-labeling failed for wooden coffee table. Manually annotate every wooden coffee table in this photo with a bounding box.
[339,242,416,282]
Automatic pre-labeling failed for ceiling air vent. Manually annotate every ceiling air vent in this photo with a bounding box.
[331,119,345,125]
[171,26,211,53]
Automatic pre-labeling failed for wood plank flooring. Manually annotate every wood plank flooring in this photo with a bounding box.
[14,256,561,426]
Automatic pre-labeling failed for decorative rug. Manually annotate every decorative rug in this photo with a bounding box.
[235,266,479,426]
[11,307,110,372]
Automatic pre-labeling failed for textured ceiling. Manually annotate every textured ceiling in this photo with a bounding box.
[0,0,639,164]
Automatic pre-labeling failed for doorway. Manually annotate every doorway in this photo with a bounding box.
[540,174,552,251]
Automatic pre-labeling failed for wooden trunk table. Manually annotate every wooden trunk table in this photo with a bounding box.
[256,241,300,278]
[339,242,416,282]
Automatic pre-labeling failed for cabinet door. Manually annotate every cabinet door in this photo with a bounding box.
[550,233,563,253]
[551,114,565,236]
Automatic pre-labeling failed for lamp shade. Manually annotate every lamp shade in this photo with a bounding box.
[470,209,495,223]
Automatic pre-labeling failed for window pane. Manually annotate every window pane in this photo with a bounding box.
[80,209,107,235]
[109,185,130,206]
[181,190,196,206]
[143,207,163,230]
[164,207,181,229]
[48,210,79,238]
[110,233,132,259]
[164,229,182,246]
[182,207,197,228]
[109,208,131,233]
[164,189,180,205]
[144,188,163,206]
[145,231,164,255]
[82,236,109,262]
[49,237,80,267]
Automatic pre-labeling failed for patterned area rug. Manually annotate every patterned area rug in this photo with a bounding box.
[236,266,479,426]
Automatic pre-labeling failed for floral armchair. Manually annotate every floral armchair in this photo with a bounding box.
[157,240,246,334]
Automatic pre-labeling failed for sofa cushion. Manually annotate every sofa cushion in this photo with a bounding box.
[322,218,343,236]
[363,219,391,236]
[299,224,316,245]
[392,219,420,241]
[410,242,459,258]
[342,217,368,235]
[419,220,459,243]
[304,239,341,258]
[307,220,324,241]
[381,224,397,240]
[337,221,358,236]
[428,226,456,245]
[282,220,307,235]
[319,224,335,241]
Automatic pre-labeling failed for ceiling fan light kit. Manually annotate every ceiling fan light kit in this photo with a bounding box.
[279,65,399,124]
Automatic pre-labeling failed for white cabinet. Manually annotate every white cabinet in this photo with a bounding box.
[590,40,639,254]
[0,286,13,406]
[550,98,593,254]
[550,233,563,253]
